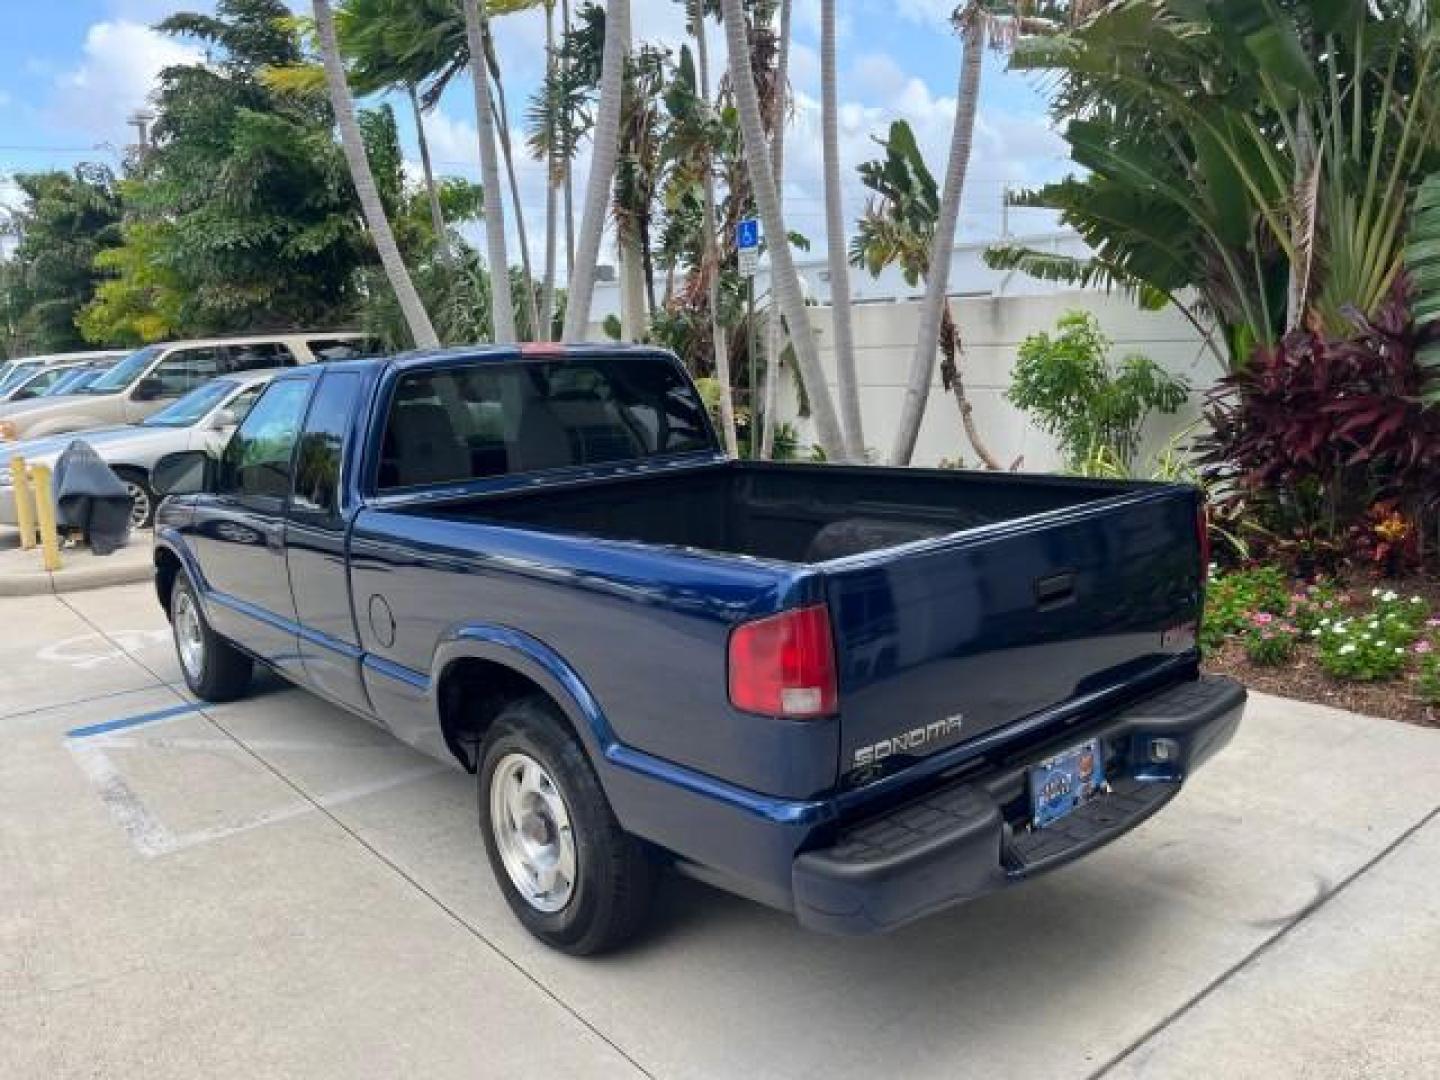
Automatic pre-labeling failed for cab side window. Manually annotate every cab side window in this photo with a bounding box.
[292,373,362,519]
[218,380,312,501]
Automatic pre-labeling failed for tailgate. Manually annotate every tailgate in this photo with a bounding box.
[824,487,1203,785]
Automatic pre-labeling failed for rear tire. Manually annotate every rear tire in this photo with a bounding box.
[478,696,655,955]
[170,574,252,702]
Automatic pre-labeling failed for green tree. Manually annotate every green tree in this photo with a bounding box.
[94,0,384,338]
[1008,310,1189,470]
[988,0,1440,367]
[3,165,122,353]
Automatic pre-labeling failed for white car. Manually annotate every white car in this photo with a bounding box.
[0,331,376,443]
[0,369,282,530]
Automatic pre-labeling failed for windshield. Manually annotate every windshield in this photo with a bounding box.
[41,368,100,396]
[0,362,40,396]
[142,378,239,428]
[84,346,162,394]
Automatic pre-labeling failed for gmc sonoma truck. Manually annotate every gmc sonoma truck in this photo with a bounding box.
[150,345,1244,955]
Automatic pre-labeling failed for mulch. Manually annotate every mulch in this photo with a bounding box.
[1203,574,1440,730]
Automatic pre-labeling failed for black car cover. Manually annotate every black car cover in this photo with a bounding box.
[52,439,132,555]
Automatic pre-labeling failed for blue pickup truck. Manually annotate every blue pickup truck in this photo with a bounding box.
[150,345,1244,954]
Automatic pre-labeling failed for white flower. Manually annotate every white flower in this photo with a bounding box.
[1372,588,1382,597]
[1369,621,1380,630]
[1412,596,1424,604]
[1311,628,1322,637]
[1383,591,1398,603]
[1395,647,1405,654]
[1340,643,1357,654]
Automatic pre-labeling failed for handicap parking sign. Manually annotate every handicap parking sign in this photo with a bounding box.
[736,219,760,251]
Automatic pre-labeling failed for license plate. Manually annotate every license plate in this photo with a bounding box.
[1029,738,1105,829]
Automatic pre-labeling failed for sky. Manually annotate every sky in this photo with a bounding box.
[0,0,1072,267]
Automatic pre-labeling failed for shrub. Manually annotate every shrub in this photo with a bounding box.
[1202,566,1292,651]
[1242,613,1299,666]
[1416,647,1440,704]
[1202,279,1440,572]
[1311,591,1425,681]
[1008,311,1189,470]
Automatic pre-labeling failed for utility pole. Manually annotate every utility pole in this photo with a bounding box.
[127,111,156,162]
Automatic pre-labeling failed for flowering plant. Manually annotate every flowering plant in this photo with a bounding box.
[1242,613,1300,666]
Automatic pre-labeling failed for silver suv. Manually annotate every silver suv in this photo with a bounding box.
[0,332,377,443]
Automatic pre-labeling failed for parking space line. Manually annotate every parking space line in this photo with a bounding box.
[68,741,178,858]
[67,702,203,739]
[54,592,658,1079]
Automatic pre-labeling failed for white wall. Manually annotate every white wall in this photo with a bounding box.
[782,292,1222,471]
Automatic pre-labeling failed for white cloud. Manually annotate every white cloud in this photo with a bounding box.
[893,0,960,28]
[48,21,201,141]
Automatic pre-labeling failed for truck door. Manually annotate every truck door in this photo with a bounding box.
[285,371,373,715]
[192,377,312,676]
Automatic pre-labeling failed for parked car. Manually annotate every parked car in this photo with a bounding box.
[0,350,128,404]
[0,332,376,444]
[0,358,113,405]
[150,345,1244,955]
[0,369,281,530]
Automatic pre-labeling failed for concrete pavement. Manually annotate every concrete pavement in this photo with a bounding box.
[0,525,152,596]
[2,580,1437,1079]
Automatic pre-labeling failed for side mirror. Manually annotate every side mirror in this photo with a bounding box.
[211,408,238,430]
[132,377,164,402]
[152,450,214,498]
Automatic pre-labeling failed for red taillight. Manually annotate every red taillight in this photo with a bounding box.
[1197,500,1212,582]
[728,604,838,718]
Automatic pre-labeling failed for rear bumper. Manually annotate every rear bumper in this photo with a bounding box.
[791,675,1245,935]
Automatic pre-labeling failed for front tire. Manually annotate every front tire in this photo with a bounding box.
[170,574,252,702]
[113,467,156,529]
[479,697,655,955]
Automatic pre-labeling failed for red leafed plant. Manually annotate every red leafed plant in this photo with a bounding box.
[1202,278,1440,571]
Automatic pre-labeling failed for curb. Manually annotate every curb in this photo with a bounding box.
[0,537,153,597]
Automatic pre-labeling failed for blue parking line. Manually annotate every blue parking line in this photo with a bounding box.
[66,702,204,739]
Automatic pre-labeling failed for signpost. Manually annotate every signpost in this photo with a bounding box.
[737,219,761,456]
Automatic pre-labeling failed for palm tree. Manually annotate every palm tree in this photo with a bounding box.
[462,0,518,342]
[691,0,739,455]
[889,1,984,466]
[563,0,630,341]
[759,0,793,459]
[311,0,439,348]
[408,84,455,268]
[539,0,560,338]
[719,0,846,461]
[820,0,863,460]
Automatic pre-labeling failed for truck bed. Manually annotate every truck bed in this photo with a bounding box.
[407,460,1144,564]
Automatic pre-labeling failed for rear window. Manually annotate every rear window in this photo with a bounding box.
[308,337,379,361]
[378,354,713,490]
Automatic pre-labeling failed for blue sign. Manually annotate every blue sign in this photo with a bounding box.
[736,219,760,251]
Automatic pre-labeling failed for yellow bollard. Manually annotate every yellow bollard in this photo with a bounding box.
[10,455,37,551]
[29,463,62,572]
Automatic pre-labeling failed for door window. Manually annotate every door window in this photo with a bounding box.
[218,380,312,501]
[225,342,297,372]
[151,347,222,397]
[292,373,362,519]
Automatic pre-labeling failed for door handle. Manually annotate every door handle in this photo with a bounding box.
[1034,571,1077,610]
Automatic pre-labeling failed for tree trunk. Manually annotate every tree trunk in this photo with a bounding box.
[758,0,792,460]
[561,0,576,279]
[462,0,516,343]
[619,230,647,340]
[888,6,983,466]
[693,1,739,456]
[821,0,864,460]
[719,0,846,462]
[487,44,542,338]
[539,3,558,340]
[312,0,438,349]
[563,0,629,341]
[939,302,999,468]
[409,84,453,273]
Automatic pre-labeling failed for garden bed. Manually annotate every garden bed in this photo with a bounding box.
[1201,570,1440,729]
